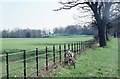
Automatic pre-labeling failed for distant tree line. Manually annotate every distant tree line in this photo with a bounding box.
[1,28,51,38]
[1,25,98,38]
[53,25,97,36]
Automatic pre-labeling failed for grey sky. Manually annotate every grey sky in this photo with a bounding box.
[0,0,80,30]
[0,0,120,30]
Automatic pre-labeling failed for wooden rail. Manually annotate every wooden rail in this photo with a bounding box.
[1,39,96,78]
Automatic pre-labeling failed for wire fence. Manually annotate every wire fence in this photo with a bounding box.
[1,39,96,78]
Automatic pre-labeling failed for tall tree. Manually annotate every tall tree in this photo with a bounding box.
[65,25,78,35]
[26,32,31,38]
[54,0,119,47]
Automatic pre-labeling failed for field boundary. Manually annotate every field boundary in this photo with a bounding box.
[1,39,97,78]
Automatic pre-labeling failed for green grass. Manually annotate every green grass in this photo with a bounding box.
[1,36,118,77]
[1,35,93,77]
[1,35,93,54]
[51,38,118,77]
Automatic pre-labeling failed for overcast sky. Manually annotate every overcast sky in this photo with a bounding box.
[0,0,95,31]
[0,0,80,30]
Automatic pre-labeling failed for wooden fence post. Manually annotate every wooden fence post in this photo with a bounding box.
[71,43,73,52]
[6,52,9,79]
[74,43,76,54]
[84,41,85,50]
[88,41,90,48]
[82,41,85,51]
[64,44,66,61]
[85,41,87,49]
[76,42,77,54]
[84,41,86,49]
[81,41,83,51]
[68,43,70,50]
[79,42,80,52]
[84,41,86,50]
[36,48,39,77]
[23,50,26,79]
[87,41,89,48]
[77,42,78,54]
[53,45,55,64]
[46,47,48,70]
[59,45,61,63]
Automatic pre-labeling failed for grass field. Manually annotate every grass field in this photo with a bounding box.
[1,36,118,77]
[50,38,119,77]
[1,35,93,54]
[1,35,93,77]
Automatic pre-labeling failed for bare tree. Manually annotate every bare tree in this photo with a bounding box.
[54,0,119,47]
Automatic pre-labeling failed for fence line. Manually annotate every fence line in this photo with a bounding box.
[1,39,96,78]
[6,52,9,79]
[46,46,48,71]
[35,48,39,77]
[23,50,26,78]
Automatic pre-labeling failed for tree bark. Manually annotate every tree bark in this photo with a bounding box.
[114,30,118,38]
[106,33,109,41]
[106,29,110,41]
[98,21,107,47]
[92,9,107,47]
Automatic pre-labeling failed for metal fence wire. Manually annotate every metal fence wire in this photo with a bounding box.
[1,39,96,78]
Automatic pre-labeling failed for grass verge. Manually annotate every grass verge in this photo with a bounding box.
[51,38,118,77]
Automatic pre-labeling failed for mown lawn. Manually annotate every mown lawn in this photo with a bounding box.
[51,38,119,77]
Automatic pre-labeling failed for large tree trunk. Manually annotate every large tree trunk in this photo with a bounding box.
[114,31,117,38]
[106,29,110,41]
[114,30,118,38]
[98,22,107,47]
[99,2,111,44]
[106,32,109,41]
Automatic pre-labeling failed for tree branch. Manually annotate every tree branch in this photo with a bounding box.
[53,1,88,11]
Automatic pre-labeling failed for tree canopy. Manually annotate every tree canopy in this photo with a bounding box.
[54,0,120,47]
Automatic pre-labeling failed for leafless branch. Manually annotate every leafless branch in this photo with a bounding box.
[53,1,88,11]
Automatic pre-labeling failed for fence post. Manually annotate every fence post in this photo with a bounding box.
[59,45,61,63]
[85,41,87,50]
[84,41,86,50]
[68,43,70,50]
[84,41,86,49]
[23,50,26,79]
[86,41,88,48]
[46,47,48,70]
[84,41,85,50]
[79,42,80,52]
[76,42,78,54]
[77,42,78,54]
[83,41,84,51]
[74,43,76,54]
[87,41,89,48]
[81,41,83,51]
[36,48,39,77]
[88,41,90,48]
[53,45,55,64]
[71,43,73,52]
[64,44,66,61]
[6,52,9,79]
